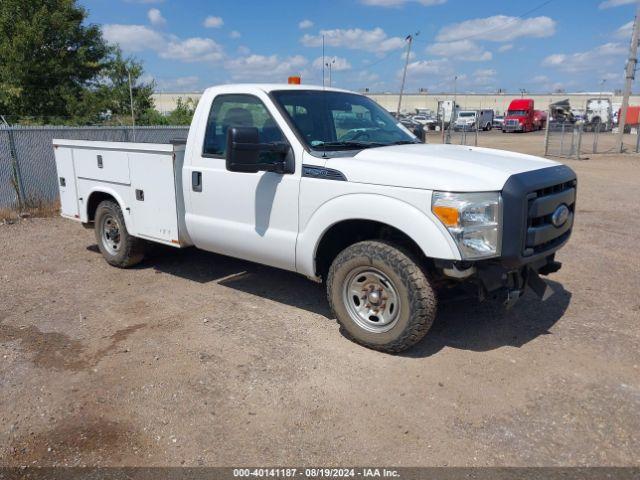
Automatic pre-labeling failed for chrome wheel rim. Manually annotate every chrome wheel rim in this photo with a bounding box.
[101,214,121,255]
[342,267,400,333]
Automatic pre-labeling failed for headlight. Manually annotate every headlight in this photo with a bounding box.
[431,191,502,260]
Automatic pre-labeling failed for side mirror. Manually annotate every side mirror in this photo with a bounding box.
[226,127,291,174]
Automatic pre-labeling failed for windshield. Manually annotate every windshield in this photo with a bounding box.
[508,110,529,116]
[458,112,476,118]
[271,90,418,151]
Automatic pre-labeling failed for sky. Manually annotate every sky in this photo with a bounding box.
[82,0,640,94]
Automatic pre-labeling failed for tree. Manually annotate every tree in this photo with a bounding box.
[0,0,109,121]
[95,49,156,125]
[166,97,198,125]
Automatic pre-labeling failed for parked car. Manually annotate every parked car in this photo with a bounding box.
[492,115,505,129]
[54,83,576,353]
[412,110,437,130]
[411,114,435,128]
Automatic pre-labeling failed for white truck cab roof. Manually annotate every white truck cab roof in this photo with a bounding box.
[203,83,353,95]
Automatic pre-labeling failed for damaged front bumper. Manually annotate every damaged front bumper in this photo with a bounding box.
[435,254,562,308]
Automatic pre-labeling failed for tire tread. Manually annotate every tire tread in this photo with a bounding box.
[327,240,437,353]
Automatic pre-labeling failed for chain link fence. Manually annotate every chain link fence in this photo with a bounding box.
[545,122,583,159]
[544,120,640,159]
[444,126,480,146]
[0,126,189,210]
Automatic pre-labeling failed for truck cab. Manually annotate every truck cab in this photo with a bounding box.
[54,84,576,353]
[454,110,478,131]
[504,98,535,133]
[585,98,612,131]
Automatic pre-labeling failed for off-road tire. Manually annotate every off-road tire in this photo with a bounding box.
[327,240,437,353]
[94,200,145,268]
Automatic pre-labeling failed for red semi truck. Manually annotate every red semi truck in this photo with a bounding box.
[618,105,640,132]
[503,99,546,132]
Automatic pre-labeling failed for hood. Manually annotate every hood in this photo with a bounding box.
[324,144,559,192]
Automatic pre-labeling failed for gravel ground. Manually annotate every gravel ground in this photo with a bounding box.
[1,134,639,467]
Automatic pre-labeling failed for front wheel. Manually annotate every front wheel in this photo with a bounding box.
[327,240,437,353]
[95,200,145,268]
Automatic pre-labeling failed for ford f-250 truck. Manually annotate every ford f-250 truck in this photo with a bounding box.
[54,84,576,353]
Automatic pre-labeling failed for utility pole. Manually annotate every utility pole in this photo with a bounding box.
[128,69,136,142]
[617,1,640,153]
[322,35,325,88]
[598,78,606,101]
[446,74,458,144]
[397,31,419,117]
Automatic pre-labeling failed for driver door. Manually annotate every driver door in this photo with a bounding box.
[186,93,300,271]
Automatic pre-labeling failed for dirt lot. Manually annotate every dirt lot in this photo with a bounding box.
[1,133,639,467]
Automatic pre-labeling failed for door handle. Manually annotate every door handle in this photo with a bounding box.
[192,171,202,192]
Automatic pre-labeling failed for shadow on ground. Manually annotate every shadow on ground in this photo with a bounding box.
[403,280,571,358]
[87,244,571,357]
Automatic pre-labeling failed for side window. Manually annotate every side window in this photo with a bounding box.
[202,94,284,158]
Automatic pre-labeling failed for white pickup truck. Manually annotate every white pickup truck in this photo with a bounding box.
[54,84,576,353]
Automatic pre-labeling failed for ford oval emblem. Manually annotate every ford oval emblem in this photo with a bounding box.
[551,204,570,227]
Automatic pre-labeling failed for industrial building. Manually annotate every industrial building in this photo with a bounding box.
[152,91,640,116]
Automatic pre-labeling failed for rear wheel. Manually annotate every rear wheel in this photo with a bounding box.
[327,240,437,353]
[94,200,145,268]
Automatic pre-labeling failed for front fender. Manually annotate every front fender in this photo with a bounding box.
[296,193,461,278]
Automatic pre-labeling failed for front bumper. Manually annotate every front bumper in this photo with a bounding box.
[435,253,560,307]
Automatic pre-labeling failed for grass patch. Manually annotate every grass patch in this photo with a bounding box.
[0,200,60,223]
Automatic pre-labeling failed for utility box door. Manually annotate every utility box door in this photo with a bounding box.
[128,151,180,244]
[73,148,131,185]
[53,147,79,219]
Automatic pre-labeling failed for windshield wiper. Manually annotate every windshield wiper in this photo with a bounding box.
[313,141,386,149]
[390,140,420,145]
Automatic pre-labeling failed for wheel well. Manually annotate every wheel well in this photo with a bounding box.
[314,220,430,281]
[87,192,117,222]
